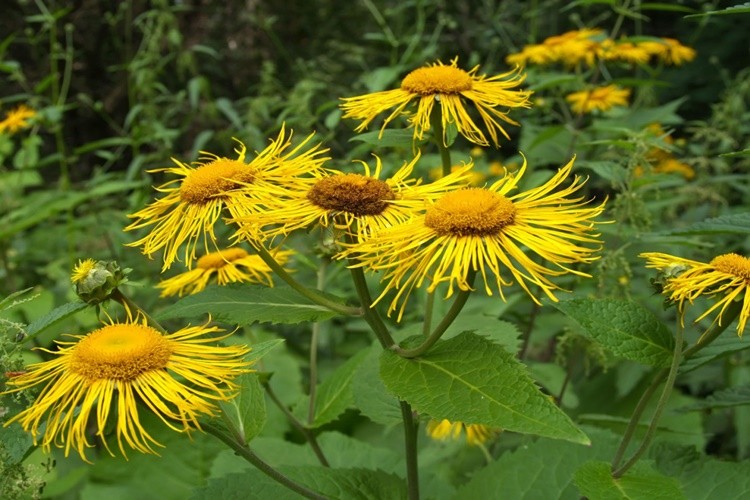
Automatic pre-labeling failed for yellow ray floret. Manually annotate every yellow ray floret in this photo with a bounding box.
[2,314,250,461]
[343,156,606,320]
[340,57,531,147]
[426,419,499,446]
[125,126,329,271]
[566,85,631,114]
[0,104,37,134]
[641,252,750,336]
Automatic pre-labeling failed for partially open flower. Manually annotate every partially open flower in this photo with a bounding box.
[71,259,129,305]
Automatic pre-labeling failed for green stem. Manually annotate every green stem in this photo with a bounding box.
[394,271,476,358]
[518,299,541,360]
[110,288,167,334]
[308,259,328,425]
[400,401,420,500]
[348,264,396,349]
[612,320,684,478]
[203,423,327,500]
[263,382,330,467]
[422,292,435,338]
[254,244,362,317]
[430,108,453,177]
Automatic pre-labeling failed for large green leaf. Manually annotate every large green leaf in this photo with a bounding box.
[552,298,675,367]
[219,373,266,443]
[352,344,402,425]
[156,284,349,324]
[380,332,589,444]
[574,461,685,500]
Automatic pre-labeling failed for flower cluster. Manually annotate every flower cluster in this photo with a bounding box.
[0,104,36,134]
[634,124,694,180]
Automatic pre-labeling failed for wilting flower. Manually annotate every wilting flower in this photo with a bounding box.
[641,252,750,336]
[426,419,499,446]
[340,58,531,147]
[639,38,696,65]
[157,247,293,297]
[233,152,472,243]
[566,85,631,114]
[0,104,36,134]
[126,127,328,270]
[2,314,250,461]
[344,156,605,320]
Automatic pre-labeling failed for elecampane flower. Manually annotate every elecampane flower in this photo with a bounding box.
[640,38,696,65]
[0,104,36,134]
[125,127,328,270]
[566,85,631,114]
[2,315,250,461]
[345,156,605,320]
[598,40,651,65]
[157,246,293,297]
[233,152,472,243]
[641,252,750,336]
[506,29,603,67]
[340,58,531,147]
[426,419,499,446]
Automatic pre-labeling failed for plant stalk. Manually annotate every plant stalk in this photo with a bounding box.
[400,401,420,500]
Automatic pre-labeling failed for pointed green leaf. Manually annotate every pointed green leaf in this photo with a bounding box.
[665,212,750,236]
[380,332,589,444]
[219,373,266,443]
[574,460,685,499]
[0,288,34,310]
[552,298,674,367]
[24,301,88,343]
[677,385,750,412]
[247,338,285,364]
[680,335,750,373]
[156,284,348,324]
[352,344,402,425]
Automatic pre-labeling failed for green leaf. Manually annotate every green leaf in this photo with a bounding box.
[617,98,687,129]
[677,385,750,412]
[640,3,697,13]
[453,426,620,499]
[296,349,369,428]
[219,373,266,443]
[574,460,685,499]
[0,424,34,465]
[577,160,628,185]
[380,332,589,444]
[247,338,285,364]
[664,212,750,235]
[680,335,750,373]
[156,284,348,324]
[685,3,750,18]
[443,315,521,353]
[24,301,88,343]
[349,128,420,148]
[552,298,675,367]
[720,148,750,158]
[0,288,34,310]
[352,344,402,425]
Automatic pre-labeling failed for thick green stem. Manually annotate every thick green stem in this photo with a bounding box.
[430,108,453,177]
[203,423,327,500]
[110,288,167,334]
[400,401,420,500]
[394,271,476,358]
[348,264,396,349]
[254,244,362,317]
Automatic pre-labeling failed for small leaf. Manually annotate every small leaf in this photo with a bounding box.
[574,460,685,499]
[680,335,750,373]
[380,332,589,444]
[219,373,266,443]
[664,212,750,236]
[156,284,349,324]
[677,385,750,412]
[24,301,88,343]
[552,298,675,367]
[247,338,285,364]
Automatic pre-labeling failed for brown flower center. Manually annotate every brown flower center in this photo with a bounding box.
[180,158,255,204]
[197,248,249,269]
[307,174,394,216]
[401,65,473,96]
[71,324,172,381]
[711,253,750,281]
[425,188,517,237]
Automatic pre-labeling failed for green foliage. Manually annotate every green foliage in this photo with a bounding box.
[574,461,685,500]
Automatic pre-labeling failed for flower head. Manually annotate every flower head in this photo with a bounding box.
[2,315,250,461]
[506,29,603,67]
[598,39,651,65]
[233,152,473,243]
[125,127,328,271]
[340,58,531,147]
[566,85,631,114]
[344,156,605,320]
[641,252,750,336]
[426,419,499,446]
[0,104,36,134]
[640,38,696,65]
[157,246,293,297]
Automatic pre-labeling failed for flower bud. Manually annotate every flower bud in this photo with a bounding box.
[71,259,129,304]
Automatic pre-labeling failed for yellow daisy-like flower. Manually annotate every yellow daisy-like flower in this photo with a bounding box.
[641,252,750,336]
[426,419,499,446]
[125,127,328,271]
[640,38,696,65]
[506,29,603,68]
[0,104,36,134]
[566,85,631,114]
[653,158,695,180]
[598,39,651,65]
[157,247,293,297]
[71,258,96,284]
[344,156,605,320]
[340,58,531,147]
[233,152,472,243]
[2,315,250,461]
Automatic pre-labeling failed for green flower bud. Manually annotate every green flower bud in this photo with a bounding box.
[71,259,130,304]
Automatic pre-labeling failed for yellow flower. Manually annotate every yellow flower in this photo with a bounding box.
[157,247,293,297]
[654,158,695,180]
[429,163,486,186]
[426,419,499,446]
[0,104,36,134]
[344,156,605,320]
[125,127,328,271]
[598,39,651,65]
[233,152,472,243]
[640,38,696,65]
[566,85,631,114]
[641,252,750,336]
[340,58,531,147]
[507,29,603,67]
[71,259,96,284]
[2,315,250,461]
